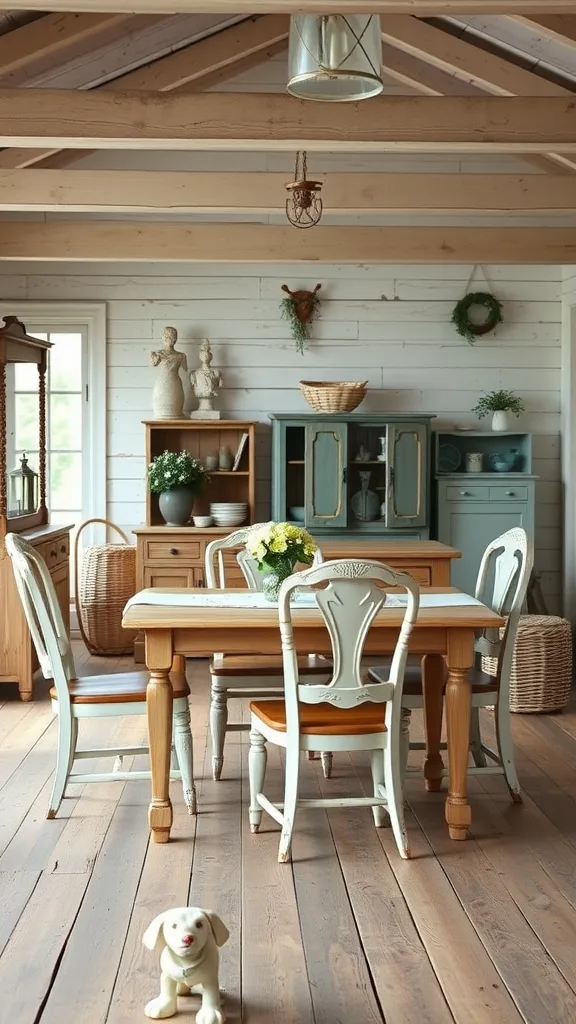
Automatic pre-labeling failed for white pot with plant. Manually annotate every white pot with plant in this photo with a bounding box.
[471,390,525,432]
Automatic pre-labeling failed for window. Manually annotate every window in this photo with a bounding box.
[6,302,106,554]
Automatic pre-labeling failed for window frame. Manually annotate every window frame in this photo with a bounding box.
[6,302,106,541]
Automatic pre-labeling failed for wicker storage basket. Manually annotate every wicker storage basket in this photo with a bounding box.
[299,380,368,414]
[74,518,137,656]
[482,614,572,713]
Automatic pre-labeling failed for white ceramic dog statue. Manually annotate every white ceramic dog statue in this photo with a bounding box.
[143,906,229,1023]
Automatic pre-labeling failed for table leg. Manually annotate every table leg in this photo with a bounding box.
[444,628,474,841]
[145,629,174,844]
[421,654,445,793]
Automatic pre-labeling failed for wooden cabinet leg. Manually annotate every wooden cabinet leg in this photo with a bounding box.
[421,653,445,792]
[444,628,474,841]
[145,629,174,844]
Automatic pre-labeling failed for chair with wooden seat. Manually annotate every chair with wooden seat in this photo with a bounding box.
[5,533,196,819]
[205,526,331,781]
[368,527,533,801]
[248,559,420,862]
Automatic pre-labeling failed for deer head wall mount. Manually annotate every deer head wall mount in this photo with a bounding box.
[280,283,322,355]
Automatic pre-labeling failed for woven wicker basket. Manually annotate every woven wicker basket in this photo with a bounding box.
[74,518,137,656]
[299,380,368,414]
[482,614,572,713]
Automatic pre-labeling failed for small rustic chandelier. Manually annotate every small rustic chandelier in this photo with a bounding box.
[287,14,383,102]
[285,151,323,229]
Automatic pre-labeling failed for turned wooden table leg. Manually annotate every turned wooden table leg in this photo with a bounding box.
[171,653,186,674]
[444,628,474,841]
[145,629,174,844]
[421,653,445,793]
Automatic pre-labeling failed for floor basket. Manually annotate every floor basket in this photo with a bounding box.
[74,518,137,656]
[483,614,573,713]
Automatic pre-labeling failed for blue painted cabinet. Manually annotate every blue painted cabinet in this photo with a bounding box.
[270,413,434,539]
[435,430,536,596]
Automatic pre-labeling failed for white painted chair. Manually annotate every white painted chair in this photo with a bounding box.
[205,526,330,781]
[5,533,196,819]
[368,527,533,801]
[248,559,420,862]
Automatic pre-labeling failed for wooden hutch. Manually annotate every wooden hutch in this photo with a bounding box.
[0,316,72,701]
[133,419,256,660]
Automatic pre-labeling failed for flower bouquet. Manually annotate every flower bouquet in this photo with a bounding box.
[245,521,317,601]
[148,449,209,526]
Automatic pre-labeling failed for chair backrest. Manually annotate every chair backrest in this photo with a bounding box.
[5,533,76,707]
[278,559,419,733]
[205,524,271,589]
[473,527,533,687]
[205,524,323,591]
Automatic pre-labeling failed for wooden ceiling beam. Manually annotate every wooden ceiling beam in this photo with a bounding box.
[0,4,575,15]
[1,170,575,213]
[0,14,289,170]
[0,92,573,152]
[0,222,574,263]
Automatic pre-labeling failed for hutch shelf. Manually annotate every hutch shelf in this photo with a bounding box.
[0,316,72,701]
[434,430,537,596]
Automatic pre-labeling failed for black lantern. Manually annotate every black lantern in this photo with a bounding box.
[9,453,38,516]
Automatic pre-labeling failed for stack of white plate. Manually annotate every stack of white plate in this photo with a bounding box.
[210,502,248,528]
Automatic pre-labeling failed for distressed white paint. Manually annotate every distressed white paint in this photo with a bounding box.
[0,260,562,612]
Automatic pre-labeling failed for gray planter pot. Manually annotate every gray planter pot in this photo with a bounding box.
[158,487,194,527]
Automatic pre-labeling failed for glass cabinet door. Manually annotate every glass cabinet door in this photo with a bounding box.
[304,422,348,529]
[385,423,428,528]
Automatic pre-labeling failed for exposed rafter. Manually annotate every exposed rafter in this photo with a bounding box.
[0,12,137,76]
[0,92,573,152]
[512,14,576,43]
[0,14,289,170]
[1,169,575,213]
[0,222,575,263]
[380,15,576,172]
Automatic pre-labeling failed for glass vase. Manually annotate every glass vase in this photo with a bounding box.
[350,470,380,522]
[261,557,297,602]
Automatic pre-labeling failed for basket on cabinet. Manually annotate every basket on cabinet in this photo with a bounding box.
[299,380,368,414]
[74,518,137,656]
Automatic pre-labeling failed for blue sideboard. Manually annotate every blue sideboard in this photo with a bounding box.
[434,430,537,595]
[270,413,435,540]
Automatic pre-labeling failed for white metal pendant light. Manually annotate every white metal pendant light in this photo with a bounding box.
[287,14,383,103]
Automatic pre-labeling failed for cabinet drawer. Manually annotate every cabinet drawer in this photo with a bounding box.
[489,485,528,502]
[45,534,70,569]
[446,486,490,502]
[145,540,202,563]
[404,566,431,587]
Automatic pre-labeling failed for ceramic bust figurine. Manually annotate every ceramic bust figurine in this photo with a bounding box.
[150,326,187,420]
[190,339,222,420]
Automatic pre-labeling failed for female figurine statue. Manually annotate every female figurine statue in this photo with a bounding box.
[150,326,187,420]
[190,339,222,419]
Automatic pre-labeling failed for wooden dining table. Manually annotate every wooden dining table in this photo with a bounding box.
[122,587,505,846]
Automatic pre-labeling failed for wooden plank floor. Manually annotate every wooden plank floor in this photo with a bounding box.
[1,648,576,1024]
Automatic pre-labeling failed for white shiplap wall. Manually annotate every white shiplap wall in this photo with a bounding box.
[1,261,562,612]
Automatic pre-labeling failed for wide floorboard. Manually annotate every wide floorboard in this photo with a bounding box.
[1,650,576,1024]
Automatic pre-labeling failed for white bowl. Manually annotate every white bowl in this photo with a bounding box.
[193,516,213,528]
[210,503,247,510]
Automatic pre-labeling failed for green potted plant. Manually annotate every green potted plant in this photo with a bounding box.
[471,390,525,432]
[245,521,317,601]
[148,449,208,526]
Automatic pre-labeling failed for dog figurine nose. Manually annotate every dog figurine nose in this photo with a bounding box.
[181,934,194,946]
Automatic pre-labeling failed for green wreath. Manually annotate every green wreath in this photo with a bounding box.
[451,292,503,345]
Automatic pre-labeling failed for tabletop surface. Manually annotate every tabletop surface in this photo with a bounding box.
[123,586,504,631]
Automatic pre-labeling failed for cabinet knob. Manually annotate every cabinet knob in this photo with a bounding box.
[506,491,515,496]
[169,547,178,555]
[60,544,66,553]
[50,549,57,557]
[460,490,470,496]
